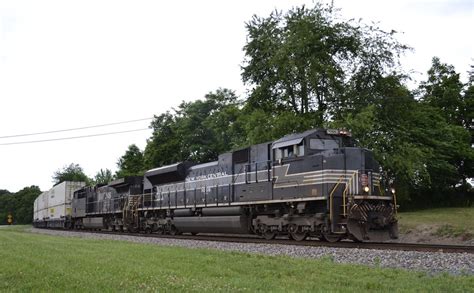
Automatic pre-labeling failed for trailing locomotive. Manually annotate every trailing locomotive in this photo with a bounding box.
[33,128,398,242]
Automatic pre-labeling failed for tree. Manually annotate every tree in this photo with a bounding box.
[237,110,316,146]
[418,58,474,189]
[463,66,474,184]
[419,57,467,127]
[0,186,41,224]
[0,189,10,196]
[242,3,408,126]
[12,186,42,224]
[143,112,183,168]
[116,145,145,178]
[463,63,474,141]
[144,88,244,167]
[52,163,91,185]
[337,74,473,206]
[94,169,114,185]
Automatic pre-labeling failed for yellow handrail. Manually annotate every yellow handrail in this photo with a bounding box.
[376,181,397,216]
[329,175,345,223]
[393,191,398,216]
[342,171,357,217]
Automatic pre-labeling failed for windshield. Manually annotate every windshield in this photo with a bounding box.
[309,139,339,150]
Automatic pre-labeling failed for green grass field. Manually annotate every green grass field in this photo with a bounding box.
[398,207,474,239]
[0,226,473,292]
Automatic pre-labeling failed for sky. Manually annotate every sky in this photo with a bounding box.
[0,0,472,192]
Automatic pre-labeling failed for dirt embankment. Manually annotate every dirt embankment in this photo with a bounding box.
[396,224,474,246]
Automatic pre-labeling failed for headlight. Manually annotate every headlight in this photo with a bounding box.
[391,188,396,194]
[363,186,370,193]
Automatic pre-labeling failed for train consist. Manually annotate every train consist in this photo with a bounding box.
[33,128,398,242]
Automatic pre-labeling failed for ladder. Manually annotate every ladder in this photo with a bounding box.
[123,195,141,231]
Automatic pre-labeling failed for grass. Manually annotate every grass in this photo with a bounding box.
[398,207,474,240]
[0,226,473,292]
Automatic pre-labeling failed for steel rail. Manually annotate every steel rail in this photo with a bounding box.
[37,228,474,254]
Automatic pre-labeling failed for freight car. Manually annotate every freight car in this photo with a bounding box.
[33,128,398,242]
[33,181,86,228]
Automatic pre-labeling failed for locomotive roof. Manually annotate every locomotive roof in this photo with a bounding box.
[144,161,193,185]
[146,162,181,174]
[189,161,218,170]
[272,129,320,149]
[108,176,142,187]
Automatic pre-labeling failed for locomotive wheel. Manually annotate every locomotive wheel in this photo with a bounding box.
[289,231,308,241]
[288,224,307,241]
[169,225,179,236]
[263,231,277,240]
[128,226,138,233]
[322,233,342,243]
[145,227,152,234]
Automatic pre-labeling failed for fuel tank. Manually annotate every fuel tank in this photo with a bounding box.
[172,215,250,234]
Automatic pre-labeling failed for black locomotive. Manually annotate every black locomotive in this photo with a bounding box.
[37,128,399,242]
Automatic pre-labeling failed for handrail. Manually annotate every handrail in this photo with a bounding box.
[329,175,345,224]
[243,160,272,184]
[393,191,398,216]
[342,171,357,216]
[378,184,384,196]
[232,164,246,184]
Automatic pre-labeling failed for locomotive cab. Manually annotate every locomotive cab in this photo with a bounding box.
[272,129,355,162]
[270,129,398,242]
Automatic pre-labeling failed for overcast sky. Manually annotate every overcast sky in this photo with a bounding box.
[0,0,472,192]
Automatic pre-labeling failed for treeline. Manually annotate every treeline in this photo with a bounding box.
[114,4,473,209]
[0,187,41,225]
[0,165,112,225]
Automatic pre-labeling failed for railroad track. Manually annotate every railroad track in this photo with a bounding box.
[46,228,474,254]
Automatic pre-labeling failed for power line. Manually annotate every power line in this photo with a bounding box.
[0,128,150,146]
[0,117,153,139]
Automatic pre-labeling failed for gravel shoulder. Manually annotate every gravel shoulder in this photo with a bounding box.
[29,228,474,276]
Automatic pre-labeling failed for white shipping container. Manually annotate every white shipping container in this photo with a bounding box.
[33,181,86,221]
[33,191,49,220]
[33,198,37,220]
[36,191,47,212]
[35,198,42,221]
[41,191,49,219]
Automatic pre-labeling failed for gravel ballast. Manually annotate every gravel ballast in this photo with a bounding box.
[29,228,473,275]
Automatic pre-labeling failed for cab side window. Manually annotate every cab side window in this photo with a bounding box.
[274,141,304,160]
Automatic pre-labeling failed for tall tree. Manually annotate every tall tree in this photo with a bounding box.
[419,57,467,127]
[464,63,474,153]
[94,169,114,185]
[242,3,408,125]
[116,144,145,178]
[52,163,91,185]
[418,58,474,188]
